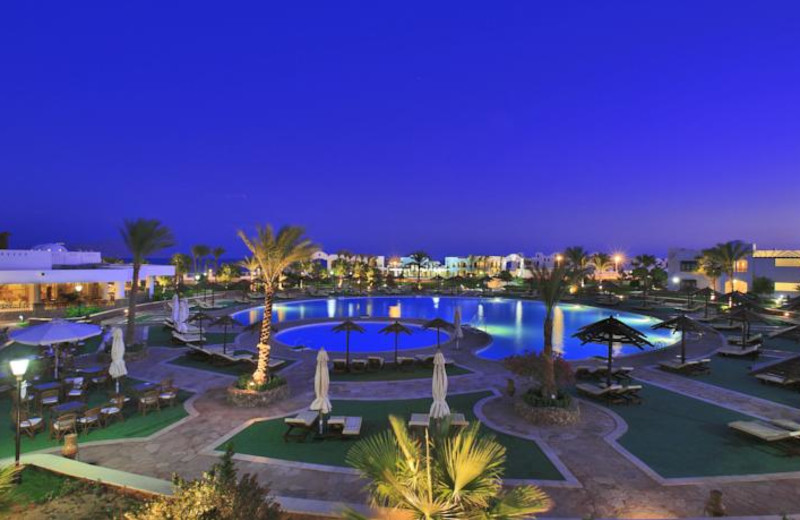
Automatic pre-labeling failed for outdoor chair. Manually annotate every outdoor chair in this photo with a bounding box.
[65,377,87,401]
[711,322,741,332]
[101,395,125,426]
[718,345,761,359]
[351,359,368,372]
[755,373,800,387]
[171,331,206,345]
[159,386,179,407]
[658,358,711,376]
[38,388,61,412]
[327,415,363,439]
[397,357,416,370]
[729,420,800,454]
[367,356,385,370]
[90,373,109,387]
[138,390,161,415]
[17,409,44,438]
[415,355,435,366]
[726,334,763,347]
[576,383,626,404]
[283,410,319,442]
[77,407,102,435]
[50,413,77,440]
[618,385,643,405]
[332,359,348,373]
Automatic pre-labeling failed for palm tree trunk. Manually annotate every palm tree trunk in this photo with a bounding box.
[394,333,399,368]
[254,285,275,384]
[680,329,686,364]
[125,263,140,345]
[345,330,351,371]
[541,310,556,398]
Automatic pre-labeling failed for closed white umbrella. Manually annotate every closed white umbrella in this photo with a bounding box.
[10,320,102,378]
[453,307,464,350]
[171,294,180,324]
[178,298,190,333]
[310,348,332,434]
[429,350,450,419]
[108,327,127,394]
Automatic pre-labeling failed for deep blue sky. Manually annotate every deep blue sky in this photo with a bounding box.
[2,2,799,259]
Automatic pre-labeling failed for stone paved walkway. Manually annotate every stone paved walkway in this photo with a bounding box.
[67,300,800,518]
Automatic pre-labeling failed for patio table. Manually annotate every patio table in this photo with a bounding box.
[409,413,430,430]
[52,401,87,416]
[76,365,103,375]
[132,382,157,393]
[31,381,61,393]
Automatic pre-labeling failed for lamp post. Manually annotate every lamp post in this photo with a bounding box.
[10,358,30,482]
[613,254,622,274]
[555,254,563,268]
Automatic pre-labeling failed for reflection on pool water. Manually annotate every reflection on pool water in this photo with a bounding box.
[274,321,448,352]
[231,296,677,360]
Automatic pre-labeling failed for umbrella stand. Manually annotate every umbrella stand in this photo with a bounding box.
[394,333,399,368]
[223,323,229,355]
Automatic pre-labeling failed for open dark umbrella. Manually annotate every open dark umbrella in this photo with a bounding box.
[723,291,758,308]
[378,321,413,368]
[720,307,771,348]
[212,315,241,354]
[769,324,800,342]
[573,316,653,387]
[189,311,215,344]
[423,317,452,349]
[693,287,721,319]
[652,314,706,364]
[332,319,365,371]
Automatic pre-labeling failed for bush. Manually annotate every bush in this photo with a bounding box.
[522,387,573,409]
[235,374,286,392]
[64,306,102,318]
[126,445,282,520]
[503,351,574,389]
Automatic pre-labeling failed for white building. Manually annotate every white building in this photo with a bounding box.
[311,251,386,272]
[667,246,800,297]
[0,243,174,313]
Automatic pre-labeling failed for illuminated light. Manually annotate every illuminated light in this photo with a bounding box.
[785,312,790,318]
[432,297,440,308]
[569,285,578,294]
[672,277,680,284]
[18,315,24,322]
[9,358,29,377]
[75,284,83,292]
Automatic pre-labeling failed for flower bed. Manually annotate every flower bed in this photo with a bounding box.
[514,389,580,426]
[226,376,288,407]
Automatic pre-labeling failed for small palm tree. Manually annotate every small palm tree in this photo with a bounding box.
[589,253,613,280]
[631,254,658,304]
[708,240,750,293]
[530,264,577,398]
[345,416,552,520]
[212,246,226,274]
[379,321,412,367]
[240,256,261,291]
[191,244,211,276]
[238,225,318,384]
[696,249,724,292]
[408,251,431,288]
[170,252,192,292]
[120,219,175,344]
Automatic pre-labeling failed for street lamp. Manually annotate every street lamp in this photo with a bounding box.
[613,254,622,273]
[10,358,30,482]
[555,254,563,267]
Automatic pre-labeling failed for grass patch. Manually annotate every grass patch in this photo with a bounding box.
[675,355,800,408]
[222,391,564,481]
[168,354,294,376]
[0,378,191,459]
[146,327,237,348]
[765,337,800,353]
[331,364,471,382]
[609,383,800,478]
[10,466,71,505]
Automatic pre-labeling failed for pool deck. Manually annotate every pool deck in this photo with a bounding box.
[50,294,800,518]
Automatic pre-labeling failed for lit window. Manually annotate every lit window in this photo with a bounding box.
[774,282,800,292]
[776,259,800,268]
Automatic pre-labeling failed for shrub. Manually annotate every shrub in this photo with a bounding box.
[504,351,574,389]
[64,306,102,318]
[126,445,282,520]
[522,387,573,409]
[235,374,286,392]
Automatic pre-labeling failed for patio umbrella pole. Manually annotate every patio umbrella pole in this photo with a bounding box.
[607,338,613,388]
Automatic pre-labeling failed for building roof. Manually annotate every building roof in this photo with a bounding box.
[752,250,800,258]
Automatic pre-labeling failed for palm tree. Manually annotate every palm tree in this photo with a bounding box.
[564,246,590,270]
[378,321,412,367]
[239,256,261,291]
[345,416,552,520]
[697,249,724,292]
[530,264,577,398]
[191,244,211,276]
[707,240,750,293]
[238,225,318,384]
[408,250,431,288]
[211,246,226,274]
[170,252,192,292]
[589,253,613,280]
[631,254,658,305]
[120,219,175,345]
[332,319,366,371]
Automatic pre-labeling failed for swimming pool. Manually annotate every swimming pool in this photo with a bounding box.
[231,296,677,360]
[274,321,448,353]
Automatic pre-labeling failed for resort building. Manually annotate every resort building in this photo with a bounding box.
[667,246,800,297]
[310,251,386,272]
[0,243,175,314]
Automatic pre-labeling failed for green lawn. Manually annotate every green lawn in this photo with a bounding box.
[146,327,237,348]
[331,364,472,382]
[611,384,800,478]
[765,337,800,353]
[222,391,564,481]
[0,378,191,459]
[675,356,800,408]
[168,354,294,376]
[9,466,70,505]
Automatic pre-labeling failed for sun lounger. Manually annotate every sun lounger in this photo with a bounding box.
[755,373,800,387]
[351,359,368,372]
[449,413,468,428]
[728,420,800,443]
[658,358,711,375]
[197,300,225,310]
[367,356,385,370]
[283,410,319,442]
[712,323,741,332]
[408,413,430,429]
[171,331,206,345]
[327,416,363,439]
[332,359,348,373]
[574,365,599,379]
[618,384,643,404]
[576,383,625,404]
[726,334,763,346]
[397,356,416,369]
[718,345,761,358]
[415,355,435,365]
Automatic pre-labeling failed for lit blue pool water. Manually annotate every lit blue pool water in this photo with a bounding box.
[274,321,448,352]
[231,296,677,360]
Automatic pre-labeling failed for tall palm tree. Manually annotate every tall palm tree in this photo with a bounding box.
[708,240,750,293]
[211,246,226,274]
[120,219,175,344]
[408,250,430,287]
[564,246,590,270]
[530,264,577,398]
[239,255,261,291]
[697,249,724,292]
[238,225,318,384]
[191,244,211,276]
[170,252,192,292]
[345,416,552,520]
[379,321,413,367]
[589,253,613,280]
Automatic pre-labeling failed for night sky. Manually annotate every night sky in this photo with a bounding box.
[2,2,799,259]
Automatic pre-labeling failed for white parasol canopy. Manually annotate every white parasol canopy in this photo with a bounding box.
[310,348,332,415]
[171,294,180,324]
[108,327,127,393]
[453,307,464,349]
[429,350,450,419]
[10,319,101,346]
[177,298,190,333]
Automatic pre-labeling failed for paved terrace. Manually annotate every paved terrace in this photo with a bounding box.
[31,295,800,518]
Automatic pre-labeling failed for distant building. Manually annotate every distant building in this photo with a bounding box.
[667,246,800,297]
[0,243,174,313]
